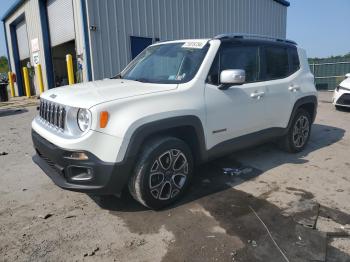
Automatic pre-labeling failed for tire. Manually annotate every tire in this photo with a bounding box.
[280,108,311,153]
[128,136,194,210]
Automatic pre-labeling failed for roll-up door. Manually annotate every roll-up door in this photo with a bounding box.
[16,20,30,60]
[46,0,75,47]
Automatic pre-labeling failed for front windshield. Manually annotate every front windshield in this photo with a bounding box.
[119,42,209,84]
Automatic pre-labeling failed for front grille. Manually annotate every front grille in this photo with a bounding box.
[39,99,66,130]
[337,94,350,106]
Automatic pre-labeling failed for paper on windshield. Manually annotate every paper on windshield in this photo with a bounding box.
[182,41,207,49]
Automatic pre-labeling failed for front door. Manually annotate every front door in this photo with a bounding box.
[205,43,268,150]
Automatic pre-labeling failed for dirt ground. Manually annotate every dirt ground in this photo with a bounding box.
[0,92,349,262]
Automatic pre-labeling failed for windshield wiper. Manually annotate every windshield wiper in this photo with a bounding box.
[133,78,149,83]
[111,73,122,79]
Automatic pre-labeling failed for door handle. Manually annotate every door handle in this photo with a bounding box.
[288,85,300,92]
[250,91,265,99]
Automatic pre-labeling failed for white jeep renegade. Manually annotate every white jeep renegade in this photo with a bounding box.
[32,34,317,209]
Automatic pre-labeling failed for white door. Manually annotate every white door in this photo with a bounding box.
[15,20,30,61]
[261,46,299,128]
[46,0,75,47]
[205,44,268,150]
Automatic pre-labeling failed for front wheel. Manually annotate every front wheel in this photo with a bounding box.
[280,108,311,153]
[128,137,193,210]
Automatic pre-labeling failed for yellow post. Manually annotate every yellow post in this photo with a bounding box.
[22,67,31,98]
[66,54,75,85]
[8,72,15,97]
[36,64,45,94]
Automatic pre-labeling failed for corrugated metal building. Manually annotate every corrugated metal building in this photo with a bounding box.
[2,0,290,97]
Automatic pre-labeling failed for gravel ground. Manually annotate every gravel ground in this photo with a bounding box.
[0,92,349,262]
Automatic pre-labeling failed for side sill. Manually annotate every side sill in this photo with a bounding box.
[206,127,286,161]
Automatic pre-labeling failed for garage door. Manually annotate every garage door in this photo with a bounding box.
[16,20,30,60]
[47,0,75,47]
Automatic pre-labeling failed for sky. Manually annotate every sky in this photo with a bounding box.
[287,0,350,58]
[0,0,349,59]
[0,0,15,57]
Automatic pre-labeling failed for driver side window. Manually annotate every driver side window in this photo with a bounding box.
[207,44,259,85]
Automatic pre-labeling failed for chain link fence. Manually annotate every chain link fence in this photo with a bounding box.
[309,58,350,90]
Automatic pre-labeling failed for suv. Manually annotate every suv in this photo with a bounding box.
[32,34,317,209]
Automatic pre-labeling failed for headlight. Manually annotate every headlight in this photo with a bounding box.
[338,85,350,91]
[77,108,91,132]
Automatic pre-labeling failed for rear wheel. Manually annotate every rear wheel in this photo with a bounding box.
[128,137,193,209]
[280,108,311,153]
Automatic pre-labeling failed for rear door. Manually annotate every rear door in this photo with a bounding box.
[261,45,300,128]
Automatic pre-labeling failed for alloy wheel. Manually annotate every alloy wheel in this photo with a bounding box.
[292,115,310,148]
[149,149,188,200]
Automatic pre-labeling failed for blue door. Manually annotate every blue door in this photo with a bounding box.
[130,36,153,59]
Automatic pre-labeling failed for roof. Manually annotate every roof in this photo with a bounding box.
[1,0,26,22]
[214,33,297,45]
[273,0,290,7]
[1,0,290,22]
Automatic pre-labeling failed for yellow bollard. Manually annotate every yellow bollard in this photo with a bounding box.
[22,67,31,98]
[66,54,75,85]
[8,72,15,97]
[36,64,45,94]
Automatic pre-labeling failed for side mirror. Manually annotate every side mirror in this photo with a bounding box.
[345,73,350,78]
[219,69,246,90]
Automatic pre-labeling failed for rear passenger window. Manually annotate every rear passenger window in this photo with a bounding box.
[220,46,259,83]
[263,47,289,80]
[289,48,300,74]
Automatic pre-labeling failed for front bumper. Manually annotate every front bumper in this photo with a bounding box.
[333,89,350,107]
[32,130,134,195]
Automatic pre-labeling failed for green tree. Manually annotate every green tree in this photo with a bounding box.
[0,56,9,73]
[309,52,350,63]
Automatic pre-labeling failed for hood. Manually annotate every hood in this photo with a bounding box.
[40,79,178,108]
[340,77,350,89]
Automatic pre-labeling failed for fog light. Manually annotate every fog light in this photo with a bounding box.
[65,152,89,160]
[68,166,93,181]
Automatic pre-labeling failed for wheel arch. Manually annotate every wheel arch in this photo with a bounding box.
[287,95,318,130]
[123,116,207,165]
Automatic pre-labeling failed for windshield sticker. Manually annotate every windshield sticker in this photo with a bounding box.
[168,73,186,81]
[182,42,206,49]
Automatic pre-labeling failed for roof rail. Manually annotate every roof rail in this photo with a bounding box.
[214,33,297,45]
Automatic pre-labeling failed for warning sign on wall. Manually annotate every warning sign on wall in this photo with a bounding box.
[31,38,40,53]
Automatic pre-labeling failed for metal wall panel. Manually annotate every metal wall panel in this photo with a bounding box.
[72,0,89,82]
[86,0,288,80]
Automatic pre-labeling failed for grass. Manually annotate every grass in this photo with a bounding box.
[0,56,9,75]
